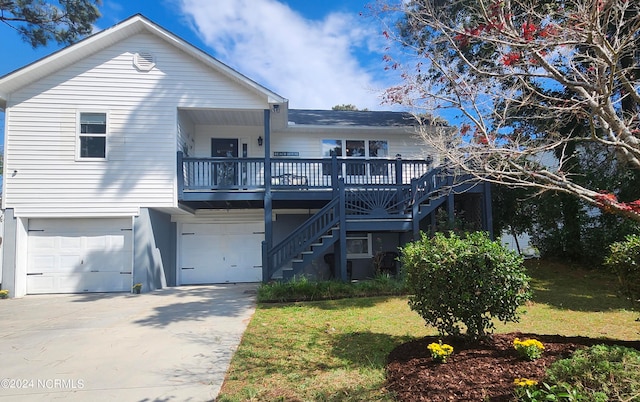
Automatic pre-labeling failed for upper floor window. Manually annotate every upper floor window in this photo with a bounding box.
[323,139,389,175]
[322,139,388,158]
[78,112,107,159]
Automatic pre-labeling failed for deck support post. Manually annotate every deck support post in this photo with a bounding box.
[447,175,455,227]
[177,151,184,201]
[337,178,348,282]
[483,182,494,239]
[263,108,273,282]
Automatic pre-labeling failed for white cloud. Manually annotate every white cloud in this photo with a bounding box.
[178,0,393,110]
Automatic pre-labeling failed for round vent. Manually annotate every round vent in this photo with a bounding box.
[133,51,156,71]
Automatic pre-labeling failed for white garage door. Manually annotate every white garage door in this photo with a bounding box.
[27,218,133,294]
[180,222,263,284]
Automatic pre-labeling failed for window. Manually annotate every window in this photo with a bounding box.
[369,140,388,158]
[322,139,388,159]
[322,139,343,157]
[78,112,106,159]
[322,139,342,175]
[323,139,389,176]
[346,232,372,258]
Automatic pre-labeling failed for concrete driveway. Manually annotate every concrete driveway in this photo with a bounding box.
[0,284,257,401]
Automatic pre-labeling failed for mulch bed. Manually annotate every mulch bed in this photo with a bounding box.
[386,332,640,401]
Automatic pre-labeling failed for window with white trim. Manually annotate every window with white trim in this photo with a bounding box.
[78,112,107,159]
[322,139,389,176]
[346,232,372,258]
[322,139,388,159]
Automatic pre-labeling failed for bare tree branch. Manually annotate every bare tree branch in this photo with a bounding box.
[377,0,640,220]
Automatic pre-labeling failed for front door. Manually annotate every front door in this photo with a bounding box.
[211,138,238,187]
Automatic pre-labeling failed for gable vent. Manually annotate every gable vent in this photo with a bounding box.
[133,51,156,72]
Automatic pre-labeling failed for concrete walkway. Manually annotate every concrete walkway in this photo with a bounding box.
[0,284,257,401]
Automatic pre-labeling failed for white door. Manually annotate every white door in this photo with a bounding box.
[180,222,263,284]
[27,218,133,294]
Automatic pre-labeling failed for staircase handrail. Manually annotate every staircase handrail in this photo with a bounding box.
[266,196,341,278]
[410,167,448,209]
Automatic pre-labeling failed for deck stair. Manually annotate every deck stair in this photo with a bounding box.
[266,168,450,281]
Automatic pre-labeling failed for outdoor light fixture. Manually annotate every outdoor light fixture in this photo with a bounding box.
[257,136,263,146]
[272,104,280,113]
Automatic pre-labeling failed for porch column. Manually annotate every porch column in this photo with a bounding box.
[263,108,273,282]
[177,151,184,200]
[483,182,494,239]
[337,178,348,281]
[411,178,420,240]
[447,175,455,226]
[395,156,404,209]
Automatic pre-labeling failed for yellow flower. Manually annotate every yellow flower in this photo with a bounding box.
[427,341,454,362]
[513,338,545,360]
[513,378,538,387]
[514,338,545,350]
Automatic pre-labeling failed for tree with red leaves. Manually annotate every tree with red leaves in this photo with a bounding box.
[377,0,640,221]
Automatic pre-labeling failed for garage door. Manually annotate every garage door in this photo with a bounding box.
[27,218,133,294]
[180,222,263,284]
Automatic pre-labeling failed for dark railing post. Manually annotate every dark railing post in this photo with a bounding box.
[395,156,403,209]
[331,153,339,196]
[447,175,455,226]
[337,178,347,281]
[411,178,420,240]
[395,155,403,185]
[177,151,184,200]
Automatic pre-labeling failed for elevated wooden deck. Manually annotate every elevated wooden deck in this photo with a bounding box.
[177,152,433,203]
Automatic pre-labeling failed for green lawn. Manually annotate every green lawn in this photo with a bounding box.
[217,260,640,401]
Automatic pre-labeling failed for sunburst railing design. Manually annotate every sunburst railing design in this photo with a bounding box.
[344,186,411,217]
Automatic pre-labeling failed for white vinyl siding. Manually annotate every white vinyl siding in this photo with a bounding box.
[191,125,262,158]
[3,33,268,217]
[270,127,434,161]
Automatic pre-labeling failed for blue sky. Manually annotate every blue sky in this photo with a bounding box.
[1,0,404,145]
[0,0,408,144]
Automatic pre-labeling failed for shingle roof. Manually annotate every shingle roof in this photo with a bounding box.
[287,109,423,127]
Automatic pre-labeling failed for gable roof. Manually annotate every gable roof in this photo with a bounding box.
[0,14,287,109]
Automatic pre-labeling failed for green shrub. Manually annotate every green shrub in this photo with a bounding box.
[604,234,640,306]
[400,231,531,340]
[257,275,406,303]
[544,344,640,401]
[514,381,585,402]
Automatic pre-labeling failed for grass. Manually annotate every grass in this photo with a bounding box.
[217,260,640,401]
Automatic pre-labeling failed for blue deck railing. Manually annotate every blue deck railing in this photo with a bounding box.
[178,152,433,191]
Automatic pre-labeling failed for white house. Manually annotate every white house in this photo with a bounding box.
[0,15,492,297]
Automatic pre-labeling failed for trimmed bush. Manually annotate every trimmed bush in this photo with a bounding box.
[544,344,640,401]
[604,234,640,306]
[401,231,531,340]
[257,274,407,303]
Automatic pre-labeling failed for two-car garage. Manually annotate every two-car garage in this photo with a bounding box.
[22,217,263,295]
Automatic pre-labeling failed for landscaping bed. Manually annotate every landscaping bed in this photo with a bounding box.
[387,332,640,401]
